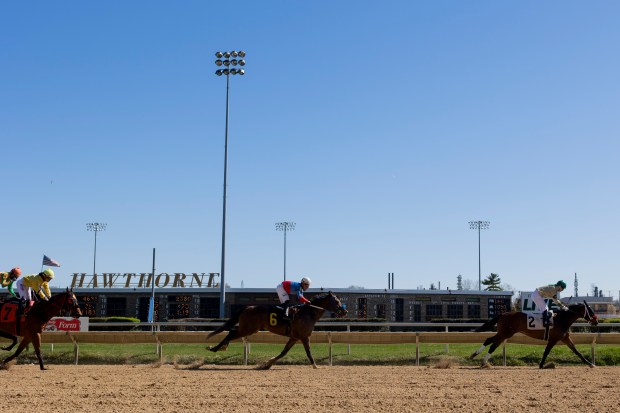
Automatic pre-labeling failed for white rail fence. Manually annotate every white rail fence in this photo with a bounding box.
[23,321,620,366]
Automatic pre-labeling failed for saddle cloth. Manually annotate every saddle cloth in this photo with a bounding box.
[524,310,553,330]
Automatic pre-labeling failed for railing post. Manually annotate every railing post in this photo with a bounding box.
[69,333,79,365]
[415,332,420,366]
[502,340,507,366]
[347,324,351,355]
[328,332,333,367]
[591,337,597,366]
[243,338,248,365]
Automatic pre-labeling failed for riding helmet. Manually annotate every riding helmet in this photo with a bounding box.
[10,267,22,278]
[42,268,55,280]
[555,280,567,289]
[301,277,311,286]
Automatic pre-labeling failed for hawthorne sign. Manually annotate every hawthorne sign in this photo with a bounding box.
[70,272,220,289]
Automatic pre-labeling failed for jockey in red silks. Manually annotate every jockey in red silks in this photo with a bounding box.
[276,277,311,318]
[0,267,21,298]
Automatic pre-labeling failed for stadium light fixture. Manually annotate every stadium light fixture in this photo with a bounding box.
[275,222,296,282]
[215,50,246,318]
[469,220,490,290]
[86,222,107,276]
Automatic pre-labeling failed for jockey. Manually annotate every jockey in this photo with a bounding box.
[0,267,22,298]
[531,280,568,327]
[276,277,311,318]
[15,269,55,307]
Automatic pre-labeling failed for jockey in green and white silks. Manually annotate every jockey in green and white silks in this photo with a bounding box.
[531,280,567,312]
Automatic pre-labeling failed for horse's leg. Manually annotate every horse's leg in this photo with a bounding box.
[470,335,496,359]
[481,338,505,365]
[300,337,318,369]
[256,337,298,370]
[32,332,46,370]
[539,338,560,369]
[2,336,31,366]
[561,336,595,368]
[0,330,18,352]
[470,335,498,360]
[208,329,239,352]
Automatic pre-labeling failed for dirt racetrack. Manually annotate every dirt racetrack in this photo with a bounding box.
[2,364,619,412]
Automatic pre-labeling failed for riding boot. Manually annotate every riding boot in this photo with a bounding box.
[542,310,550,327]
[281,301,291,322]
[16,300,25,335]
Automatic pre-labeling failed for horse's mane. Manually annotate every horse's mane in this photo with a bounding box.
[567,302,586,311]
[310,293,329,302]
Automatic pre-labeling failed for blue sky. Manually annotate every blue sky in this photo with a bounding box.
[2,1,619,299]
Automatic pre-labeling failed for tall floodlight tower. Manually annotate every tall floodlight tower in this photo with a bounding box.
[275,222,296,281]
[468,220,490,290]
[86,222,107,276]
[215,50,246,318]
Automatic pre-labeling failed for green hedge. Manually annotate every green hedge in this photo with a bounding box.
[89,317,140,331]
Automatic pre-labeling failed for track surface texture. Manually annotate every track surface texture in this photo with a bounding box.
[1,364,618,412]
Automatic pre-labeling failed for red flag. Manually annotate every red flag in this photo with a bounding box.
[42,255,61,267]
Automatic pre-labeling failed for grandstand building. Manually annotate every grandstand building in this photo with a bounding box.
[53,273,514,321]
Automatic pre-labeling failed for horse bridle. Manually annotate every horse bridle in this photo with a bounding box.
[582,302,598,324]
[49,292,81,316]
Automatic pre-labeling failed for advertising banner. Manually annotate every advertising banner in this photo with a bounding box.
[44,317,89,332]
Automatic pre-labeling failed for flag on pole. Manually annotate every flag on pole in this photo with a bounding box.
[42,255,61,267]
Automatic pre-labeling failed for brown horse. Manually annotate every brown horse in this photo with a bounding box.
[470,301,598,368]
[207,291,347,369]
[0,288,82,370]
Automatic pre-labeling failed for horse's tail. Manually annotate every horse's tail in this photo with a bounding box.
[206,308,243,339]
[475,315,500,332]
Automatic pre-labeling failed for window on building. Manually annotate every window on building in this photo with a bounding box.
[106,297,127,317]
[376,304,386,319]
[199,297,220,318]
[395,298,404,322]
[426,304,443,320]
[468,304,481,319]
[447,304,463,319]
[357,298,367,319]
[413,304,421,322]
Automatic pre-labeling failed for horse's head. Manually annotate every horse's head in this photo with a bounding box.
[582,301,598,326]
[60,288,83,318]
[311,291,347,318]
[567,301,598,326]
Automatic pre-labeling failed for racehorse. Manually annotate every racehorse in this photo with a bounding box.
[0,288,82,370]
[470,301,598,368]
[207,291,347,369]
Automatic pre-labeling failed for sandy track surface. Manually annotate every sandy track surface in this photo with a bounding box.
[1,364,618,412]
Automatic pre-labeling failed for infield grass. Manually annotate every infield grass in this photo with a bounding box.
[7,341,620,367]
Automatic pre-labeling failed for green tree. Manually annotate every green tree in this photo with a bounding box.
[482,273,503,291]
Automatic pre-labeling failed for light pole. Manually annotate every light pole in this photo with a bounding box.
[86,222,107,276]
[468,220,490,290]
[275,222,296,281]
[215,50,246,318]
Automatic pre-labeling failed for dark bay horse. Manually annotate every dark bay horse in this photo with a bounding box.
[207,291,347,369]
[470,301,598,368]
[0,288,82,370]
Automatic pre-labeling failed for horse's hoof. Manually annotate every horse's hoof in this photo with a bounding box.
[588,363,595,369]
[542,362,556,369]
[480,362,492,369]
[312,364,318,369]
